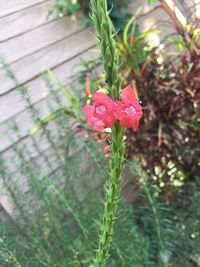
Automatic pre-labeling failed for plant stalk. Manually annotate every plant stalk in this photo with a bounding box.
[89,0,125,266]
[90,125,125,267]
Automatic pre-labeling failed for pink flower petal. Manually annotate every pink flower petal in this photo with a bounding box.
[122,85,137,106]
[113,85,143,132]
[93,92,114,111]
[83,105,105,132]
[113,102,125,120]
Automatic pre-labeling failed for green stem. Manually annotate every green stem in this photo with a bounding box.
[130,162,169,267]
[89,1,125,266]
[1,249,23,267]
[143,183,165,251]
[90,126,125,267]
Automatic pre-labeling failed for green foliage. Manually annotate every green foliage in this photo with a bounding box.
[82,1,200,191]
[117,11,158,82]
[130,162,200,267]
[124,20,200,186]
[0,58,106,266]
[90,0,122,99]
[88,1,126,266]
[0,60,199,267]
[1,147,200,266]
[147,0,158,4]
[0,2,200,266]
[48,0,81,18]
[48,0,132,33]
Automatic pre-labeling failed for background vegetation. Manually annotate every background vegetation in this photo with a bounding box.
[0,0,199,266]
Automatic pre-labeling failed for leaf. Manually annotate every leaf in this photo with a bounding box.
[30,107,75,135]
[123,8,142,48]
[147,0,158,4]
[176,121,200,132]
[47,69,74,102]
[137,29,160,40]
[193,28,200,43]
[46,69,80,115]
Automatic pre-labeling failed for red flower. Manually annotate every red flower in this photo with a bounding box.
[113,85,143,132]
[83,92,116,132]
[83,105,105,132]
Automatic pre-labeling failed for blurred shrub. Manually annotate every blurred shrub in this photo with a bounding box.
[1,44,200,266]
[48,0,132,32]
[124,4,200,189]
[67,2,200,192]
[0,137,199,266]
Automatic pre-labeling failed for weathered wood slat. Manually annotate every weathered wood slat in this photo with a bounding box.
[0,0,56,43]
[0,12,84,64]
[0,89,72,154]
[0,0,106,218]
[1,140,100,218]
[0,47,97,127]
[0,0,48,18]
[0,49,99,153]
[0,139,61,218]
[2,136,60,176]
[0,28,95,95]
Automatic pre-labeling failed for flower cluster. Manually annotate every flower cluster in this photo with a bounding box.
[83,85,143,132]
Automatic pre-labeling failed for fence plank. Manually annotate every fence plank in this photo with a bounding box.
[0,0,56,43]
[0,81,74,153]
[0,28,95,95]
[0,47,98,129]
[0,0,48,18]
[0,12,84,64]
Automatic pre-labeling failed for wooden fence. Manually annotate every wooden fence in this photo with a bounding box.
[0,0,98,217]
